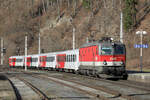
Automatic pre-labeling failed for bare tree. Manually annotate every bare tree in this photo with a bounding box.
[42,0,46,13]
[47,0,49,10]
[103,0,106,8]
[68,0,70,8]
[112,0,114,8]
[73,0,77,16]
[90,0,93,17]
[57,0,60,19]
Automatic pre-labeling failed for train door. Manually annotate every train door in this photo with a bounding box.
[9,58,11,66]
[40,56,46,67]
[27,57,31,67]
[56,54,66,68]
[12,58,16,67]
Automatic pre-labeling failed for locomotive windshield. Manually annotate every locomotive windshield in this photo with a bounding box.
[101,46,113,55]
[100,44,125,55]
[114,44,125,54]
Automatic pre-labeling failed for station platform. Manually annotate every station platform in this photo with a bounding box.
[127,70,150,83]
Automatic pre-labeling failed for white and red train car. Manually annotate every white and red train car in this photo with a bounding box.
[9,56,24,67]
[9,37,127,79]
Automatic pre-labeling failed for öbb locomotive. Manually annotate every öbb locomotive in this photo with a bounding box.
[9,37,128,79]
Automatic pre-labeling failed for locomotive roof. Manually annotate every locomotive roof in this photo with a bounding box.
[80,41,124,48]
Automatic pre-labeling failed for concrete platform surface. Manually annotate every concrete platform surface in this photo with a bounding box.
[0,75,16,100]
[127,70,150,83]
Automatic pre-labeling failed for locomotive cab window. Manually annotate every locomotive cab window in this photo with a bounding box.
[113,45,125,55]
[101,45,113,55]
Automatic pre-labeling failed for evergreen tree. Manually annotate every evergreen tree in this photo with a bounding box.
[123,0,137,32]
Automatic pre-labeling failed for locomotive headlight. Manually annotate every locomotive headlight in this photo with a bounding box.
[103,61,107,65]
[121,60,124,65]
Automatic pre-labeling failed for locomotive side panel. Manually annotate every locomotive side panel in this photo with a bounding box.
[79,45,98,65]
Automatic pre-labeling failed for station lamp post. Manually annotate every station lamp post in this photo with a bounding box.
[136,30,147,72]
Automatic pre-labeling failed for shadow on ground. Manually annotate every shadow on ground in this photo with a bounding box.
[0,74,7,80]
[127,70,150,74]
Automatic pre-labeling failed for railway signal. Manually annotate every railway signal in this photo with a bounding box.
[136,30,147,72]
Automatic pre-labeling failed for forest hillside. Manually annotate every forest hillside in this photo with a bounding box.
[0,0,150,70]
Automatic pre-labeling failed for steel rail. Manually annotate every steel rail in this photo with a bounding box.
[10,68,150,100]
[17,76,50,100]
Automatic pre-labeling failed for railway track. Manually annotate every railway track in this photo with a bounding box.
[7,68,150,92]
[22,72,105,100]
[43,76,137,100]
[22,71,136,100]
[102,79,150,92]
[7,77,22,100]
[40,75,137,100]
[3,71,50,100]
[5,68,150,100]
[55,71,150,92]
[42,70,150,100]
[17,77,50,100]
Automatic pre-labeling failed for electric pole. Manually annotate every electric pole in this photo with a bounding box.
[73,27,75,50]
[86,37,89,43]
[1,38,3,65]
[25,34,27,71]
[120,12,123,43]
[38,31,41,55]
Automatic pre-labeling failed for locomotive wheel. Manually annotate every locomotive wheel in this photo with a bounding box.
[97,74,102,78]
[72,70,76,74]
[122,73,128,80]
[91,70,97,77]
[51,68,54,71]
[86,70,90,76]
[75,70,79,74]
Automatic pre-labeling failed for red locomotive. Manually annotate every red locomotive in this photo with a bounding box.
[78,37,127,79]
